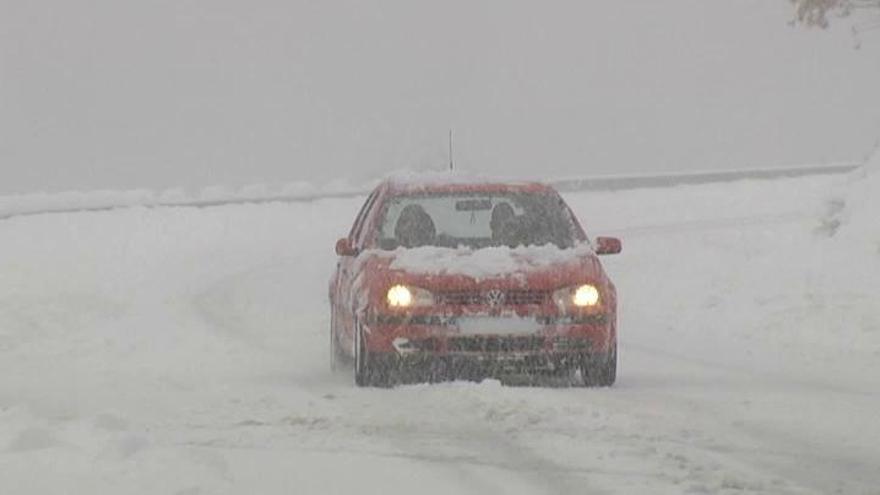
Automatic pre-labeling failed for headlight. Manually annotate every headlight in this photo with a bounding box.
[386,285,434,308]
[573,284,600,307]
[553,284,601,312]
[387,285,413,307]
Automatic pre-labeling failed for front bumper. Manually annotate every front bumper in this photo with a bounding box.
[361,312,614,380]
[367,351,592,384]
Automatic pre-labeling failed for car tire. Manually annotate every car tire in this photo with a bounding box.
[581,344,617,387]
[330,310,341,372]
[354,321,393,388]
[354,320,367,386]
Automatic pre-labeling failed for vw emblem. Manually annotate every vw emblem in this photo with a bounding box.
[484,289,506,307]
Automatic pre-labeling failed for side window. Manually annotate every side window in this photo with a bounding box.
[349,190,380,245]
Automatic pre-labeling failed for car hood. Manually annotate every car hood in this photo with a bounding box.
[360,244,606,290]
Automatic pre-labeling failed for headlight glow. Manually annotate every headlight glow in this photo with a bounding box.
[573,284,600,307]
[387,285,413,307]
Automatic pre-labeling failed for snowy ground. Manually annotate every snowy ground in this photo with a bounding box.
[1,174,878,494]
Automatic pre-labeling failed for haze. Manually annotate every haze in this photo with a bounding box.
[2,0,879,194]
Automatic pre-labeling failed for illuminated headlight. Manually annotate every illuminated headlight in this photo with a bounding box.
[387,285,413,307]
[386,285,433,308]
[553,284,601,311]
[573,284,600,307]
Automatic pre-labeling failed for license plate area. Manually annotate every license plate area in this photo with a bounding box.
[455,316,541,336]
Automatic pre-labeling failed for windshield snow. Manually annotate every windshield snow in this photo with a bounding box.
[377,192,580,250]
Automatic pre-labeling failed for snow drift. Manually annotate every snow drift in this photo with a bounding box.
[836,148,880,252]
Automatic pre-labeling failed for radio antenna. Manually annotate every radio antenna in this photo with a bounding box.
[448,129,454,171]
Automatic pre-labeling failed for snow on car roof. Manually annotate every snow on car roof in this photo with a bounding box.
[381,170,554,195]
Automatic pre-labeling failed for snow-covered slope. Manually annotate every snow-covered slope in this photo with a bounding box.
[836,150,880,250]
[1,175,878,494]
[817,150,880,306]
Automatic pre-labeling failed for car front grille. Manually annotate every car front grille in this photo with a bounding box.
[404,335,590,354]
[447,335,546,353]
[437,289,547,306]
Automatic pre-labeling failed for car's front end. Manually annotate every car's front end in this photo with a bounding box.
[354,250,617,385]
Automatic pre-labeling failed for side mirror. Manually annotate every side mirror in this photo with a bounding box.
[595,237,622,255]
[335,238,358,257]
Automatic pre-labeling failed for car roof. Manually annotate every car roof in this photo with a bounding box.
[379,173,556,196]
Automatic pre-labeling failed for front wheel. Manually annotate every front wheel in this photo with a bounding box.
[354,323,369,386]
[581,344,617,387]
[354,322,391,387]
[330,310,343,373]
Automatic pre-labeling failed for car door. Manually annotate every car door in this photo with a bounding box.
[332,189,381,357]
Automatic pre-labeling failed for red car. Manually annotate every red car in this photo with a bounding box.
[329,176,622,387]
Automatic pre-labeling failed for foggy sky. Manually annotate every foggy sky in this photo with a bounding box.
[2,0,879,194]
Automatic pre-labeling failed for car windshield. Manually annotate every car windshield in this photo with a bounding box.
[377,192,580,250]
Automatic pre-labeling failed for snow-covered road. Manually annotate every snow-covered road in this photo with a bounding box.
[1,175,878,494]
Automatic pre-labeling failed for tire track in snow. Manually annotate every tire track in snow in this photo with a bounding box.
[364,407,610,495]
[617,343,880,494]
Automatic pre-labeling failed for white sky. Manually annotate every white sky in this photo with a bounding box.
[1,0,879,194]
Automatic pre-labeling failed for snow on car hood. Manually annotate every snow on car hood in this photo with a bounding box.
[381,243,596,280]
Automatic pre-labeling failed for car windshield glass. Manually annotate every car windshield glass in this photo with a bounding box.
[377,192,579,250]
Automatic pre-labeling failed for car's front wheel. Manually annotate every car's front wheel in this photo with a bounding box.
[329,310,344,373]
[581,344,617,387]
[354,321,391,387]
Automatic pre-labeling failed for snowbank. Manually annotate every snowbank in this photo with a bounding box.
[0,179,370,220]
[1,165,857,221]
[836,149,880,251]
